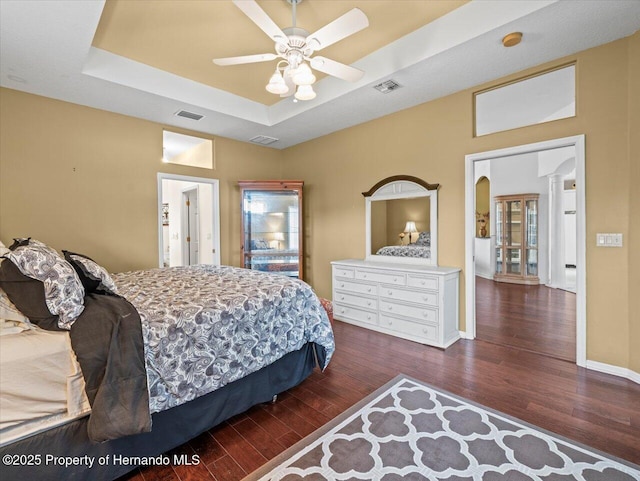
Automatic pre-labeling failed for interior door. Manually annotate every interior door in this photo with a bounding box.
[182,187,200,265]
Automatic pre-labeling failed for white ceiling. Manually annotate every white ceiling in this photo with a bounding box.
[1,0,639,149]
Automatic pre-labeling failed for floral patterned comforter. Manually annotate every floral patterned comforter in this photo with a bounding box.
[376,245,431,258]
[112,265,335,413]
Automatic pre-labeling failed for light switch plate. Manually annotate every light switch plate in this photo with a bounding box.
[596,233,623,247]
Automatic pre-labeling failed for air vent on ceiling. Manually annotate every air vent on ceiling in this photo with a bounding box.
[174,109,205,121]
[249,135,279,145]
[373,80,402,94]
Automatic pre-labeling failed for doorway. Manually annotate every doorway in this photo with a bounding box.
[181,187,200,266]
[157,173,221,268]
[465,135,586,366]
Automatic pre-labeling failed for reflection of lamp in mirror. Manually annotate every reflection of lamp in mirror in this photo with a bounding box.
[273,232,285,250]
[404,221,418,244]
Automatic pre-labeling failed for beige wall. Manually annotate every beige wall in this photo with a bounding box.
[0,33,638,372]
[0,89,282,273]
[282,34,639,370]
[628,32,640,374]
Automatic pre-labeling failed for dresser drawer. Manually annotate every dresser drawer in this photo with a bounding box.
[379,300,437,323]
[379,286,438,307]
[407,274,438,290]
[381,316,439,343]
[333,266,355,279]
[334,292,377,310]
[334,279,376,296]
[333,303,377,325]
[355,269,405,286]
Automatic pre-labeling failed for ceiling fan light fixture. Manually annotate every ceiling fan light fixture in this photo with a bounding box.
[265,68,289,95]
[292,62,316,86]
[295,84,316,101]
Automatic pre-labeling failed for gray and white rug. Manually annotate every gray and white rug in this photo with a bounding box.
[245,375,640,481]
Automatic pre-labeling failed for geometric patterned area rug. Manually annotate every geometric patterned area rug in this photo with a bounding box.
[244,375,640,481]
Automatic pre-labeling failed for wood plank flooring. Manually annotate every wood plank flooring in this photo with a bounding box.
[475,276,577,361]
[119,320,639,481]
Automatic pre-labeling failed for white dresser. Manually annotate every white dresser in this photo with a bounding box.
[331,259,461,348]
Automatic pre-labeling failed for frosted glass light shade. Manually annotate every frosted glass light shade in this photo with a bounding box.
[295,84,316,101]
[292,63,316,86]
[266,69,289,95]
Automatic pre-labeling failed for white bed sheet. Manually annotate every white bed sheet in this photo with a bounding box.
[0,327,91,446]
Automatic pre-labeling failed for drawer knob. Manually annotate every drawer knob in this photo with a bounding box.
[367,287,372,292]
[421,280,426,285]
[367,301,372,306]
[340,309,345,314]
[388,306,393,311]
[394,277,398,282]
[423,311,430,317]
[388,290,393,295]
[340,296,344,300]
[388,320,393,325]
[423,328,429,334]
[340,283,344,288]
[423,296,429,301]
[367,315,372,320]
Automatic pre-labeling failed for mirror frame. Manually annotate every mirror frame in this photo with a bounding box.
[363,175,439,266]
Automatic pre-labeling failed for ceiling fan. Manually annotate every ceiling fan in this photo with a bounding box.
[213,0,369,101]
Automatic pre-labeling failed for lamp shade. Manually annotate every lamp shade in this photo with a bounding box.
[265,69,289,95]
[295,84,316,101]
[404,221,418,233]
[292,63,316,86]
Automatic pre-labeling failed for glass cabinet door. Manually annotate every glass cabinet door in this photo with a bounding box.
[494,194,539,284]
[525,199,538,276]
[239,181,304,279]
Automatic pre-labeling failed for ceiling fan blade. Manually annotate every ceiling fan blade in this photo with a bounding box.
[306,8,368,52]
[213,53,278,66]
[310,56,364,82]
[232,0,288,44]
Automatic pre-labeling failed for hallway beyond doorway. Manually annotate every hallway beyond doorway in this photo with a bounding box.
[475,276,576,362]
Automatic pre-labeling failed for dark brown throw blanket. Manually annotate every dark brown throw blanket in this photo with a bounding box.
[69,293,151,443]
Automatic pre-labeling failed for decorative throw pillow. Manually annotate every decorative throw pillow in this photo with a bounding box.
[0,259,61,331]
[3,239,84,329]
[63,250,118,295]
[415,231,431,247]
[8,237,31,250]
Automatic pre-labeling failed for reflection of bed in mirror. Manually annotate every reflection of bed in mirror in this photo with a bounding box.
[375,232,431,259]
[365,175,437,266]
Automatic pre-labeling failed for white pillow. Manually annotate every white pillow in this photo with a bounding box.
[0,318,32,336]
[0,240,9,257]
[0,287,31,324]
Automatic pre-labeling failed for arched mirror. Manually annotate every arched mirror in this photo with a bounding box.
[363,175,439,266]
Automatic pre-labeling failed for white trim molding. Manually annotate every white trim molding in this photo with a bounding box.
[464,135,587,367]
[586,360,640,384]
[157,173,221,268]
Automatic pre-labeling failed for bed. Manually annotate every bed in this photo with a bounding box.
[375,231,432,258]
[0,240,334,481]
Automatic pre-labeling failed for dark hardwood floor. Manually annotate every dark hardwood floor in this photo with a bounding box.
[119,320,639,481]
[475,276,577,362]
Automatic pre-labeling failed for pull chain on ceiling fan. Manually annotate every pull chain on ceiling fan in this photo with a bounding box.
[213,0,369,101]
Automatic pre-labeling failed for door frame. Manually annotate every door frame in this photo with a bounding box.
[464,135,586,367]
[157,173,221,268]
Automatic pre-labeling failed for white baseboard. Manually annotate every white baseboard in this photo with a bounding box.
[475,273,493,281]
[585,360,640,384]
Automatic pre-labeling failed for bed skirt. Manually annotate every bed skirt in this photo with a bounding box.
[0,342,321,481]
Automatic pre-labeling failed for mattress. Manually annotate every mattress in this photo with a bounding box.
[0,328,91,446]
